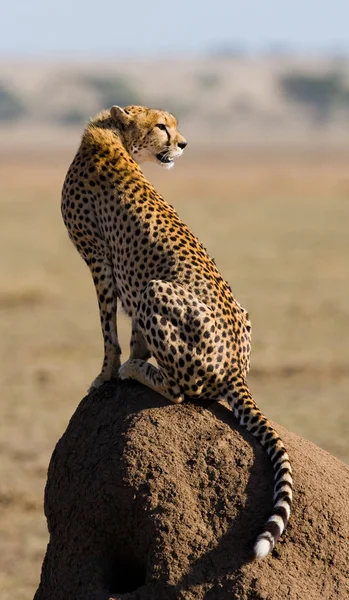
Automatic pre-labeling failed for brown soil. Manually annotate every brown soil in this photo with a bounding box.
[34,380,349,600]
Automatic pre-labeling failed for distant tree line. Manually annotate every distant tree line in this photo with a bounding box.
[0,75,142,125]
[279,70,349,125]
[0,83,25,121]
[2,68,349,127]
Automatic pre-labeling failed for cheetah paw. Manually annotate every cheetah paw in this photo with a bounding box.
[118,360,135,380]
[88,371,119,393]
[88,376,108,393]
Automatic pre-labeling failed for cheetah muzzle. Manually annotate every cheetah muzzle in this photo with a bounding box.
[156,150,174,166]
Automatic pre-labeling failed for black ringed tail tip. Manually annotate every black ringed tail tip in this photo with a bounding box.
[227,379,293,559]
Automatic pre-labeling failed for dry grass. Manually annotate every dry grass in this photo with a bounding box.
[0,148,348,599]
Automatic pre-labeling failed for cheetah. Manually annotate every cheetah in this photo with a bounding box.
[61,105,292,559]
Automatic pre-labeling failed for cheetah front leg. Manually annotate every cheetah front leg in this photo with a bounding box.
[88,258,121,391]
[129,319,152,361]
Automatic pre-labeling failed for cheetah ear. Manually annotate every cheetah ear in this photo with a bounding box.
[110,105,131,126]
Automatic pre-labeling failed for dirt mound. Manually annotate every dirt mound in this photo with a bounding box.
[34,381,349,600]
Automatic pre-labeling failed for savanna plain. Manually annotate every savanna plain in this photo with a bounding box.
[1,146,348,599]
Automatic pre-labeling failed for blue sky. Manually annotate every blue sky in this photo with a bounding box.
[2,0,349,57]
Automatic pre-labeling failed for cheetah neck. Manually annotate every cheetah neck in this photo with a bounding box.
[82,123,148,181]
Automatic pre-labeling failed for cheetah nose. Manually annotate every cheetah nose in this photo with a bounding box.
[178,141,187,149]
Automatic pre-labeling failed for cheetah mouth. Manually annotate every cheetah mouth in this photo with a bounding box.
[156,151,174,166]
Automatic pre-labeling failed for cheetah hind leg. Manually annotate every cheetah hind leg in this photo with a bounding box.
[119,359,184,404]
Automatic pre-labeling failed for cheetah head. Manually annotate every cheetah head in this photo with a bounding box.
[110,105,187,169]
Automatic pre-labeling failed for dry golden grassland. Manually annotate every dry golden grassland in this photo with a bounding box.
[0,148,349,599]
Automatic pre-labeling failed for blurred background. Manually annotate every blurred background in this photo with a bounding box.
[1,1,349,598]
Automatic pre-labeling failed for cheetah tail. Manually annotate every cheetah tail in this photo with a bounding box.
[226,377,293,559]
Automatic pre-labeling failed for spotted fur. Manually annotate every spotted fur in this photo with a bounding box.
[61,105,292,559]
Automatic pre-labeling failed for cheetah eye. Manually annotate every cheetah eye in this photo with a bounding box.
[155,123,167,131]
